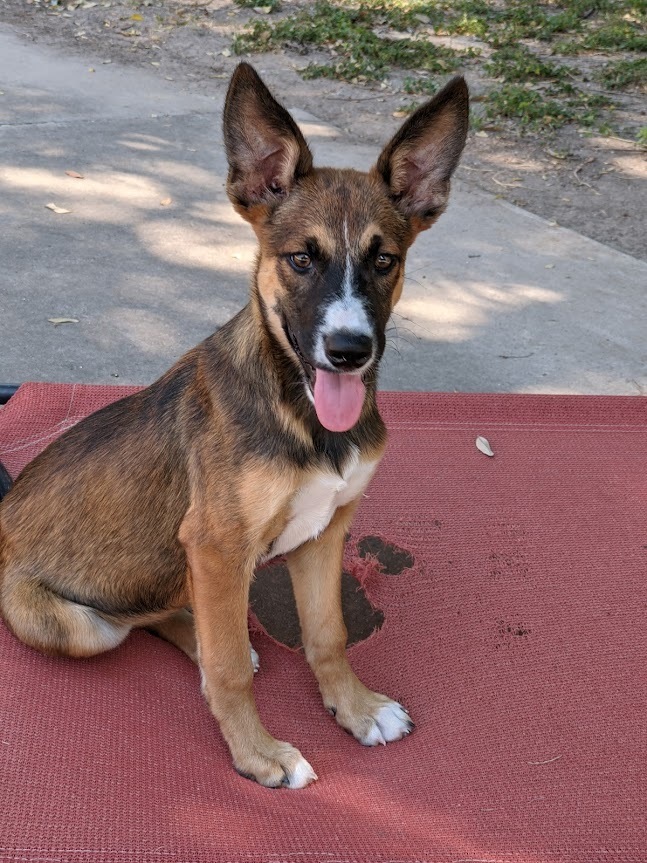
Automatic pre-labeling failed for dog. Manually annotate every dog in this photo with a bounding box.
[0,63,468,788]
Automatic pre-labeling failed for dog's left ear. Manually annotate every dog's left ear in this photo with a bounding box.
[374,76,469,235]
[224,63,313,222]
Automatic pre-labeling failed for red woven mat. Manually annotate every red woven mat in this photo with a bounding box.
[0,383,645,863]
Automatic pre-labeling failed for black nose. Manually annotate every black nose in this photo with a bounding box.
[324,331,374,370]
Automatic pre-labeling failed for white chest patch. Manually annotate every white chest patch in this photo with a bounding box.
[265,451,378,560]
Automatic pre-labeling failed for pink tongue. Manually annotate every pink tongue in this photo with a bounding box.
[313,370,366,432]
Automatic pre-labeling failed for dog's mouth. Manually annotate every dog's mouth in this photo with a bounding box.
[284,322,316,389]
[283,321,367,433]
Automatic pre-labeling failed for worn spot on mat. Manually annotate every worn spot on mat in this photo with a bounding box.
[495,619,532,648]
[250,562,384,649]
[356,535,414,575]
[486,520,530,580]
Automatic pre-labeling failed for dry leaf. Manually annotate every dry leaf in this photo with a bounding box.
[221,48,231,57]
[45,203,71,214]
[65,170,84,179]
[475,130,489,138]
[476,436,494,457]
[160,197,172,206]
[48,317,79,326]
[545,263,555,269]
[392,110,407,118]
[130,12,143,19]
[253,5,272,12]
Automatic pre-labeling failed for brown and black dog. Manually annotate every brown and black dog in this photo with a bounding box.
[0,64,468,788]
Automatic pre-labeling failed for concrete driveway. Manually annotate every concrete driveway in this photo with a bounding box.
[1,26,646,395]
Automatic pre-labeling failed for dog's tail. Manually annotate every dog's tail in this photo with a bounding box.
[0,461,13,501]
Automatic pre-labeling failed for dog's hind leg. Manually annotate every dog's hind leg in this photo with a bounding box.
[1,577,130,658]
[147,608,198,662]
[146,608,260,672]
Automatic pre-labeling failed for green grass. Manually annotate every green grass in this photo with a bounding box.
[231,0,645,134]
[637,126,647,148]
[598,57,647,89]
[486,82,611,130]
[233,1,468,82]
[485,46,567,82]
[402,75,439,95]
[364,0,646,46]
[234,0,281,10]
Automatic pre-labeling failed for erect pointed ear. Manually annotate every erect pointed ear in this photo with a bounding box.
[373,76,469,235]
[223,63,313,222]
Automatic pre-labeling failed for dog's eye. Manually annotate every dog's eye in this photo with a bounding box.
[375,253,395,272]
[289,253,312,272]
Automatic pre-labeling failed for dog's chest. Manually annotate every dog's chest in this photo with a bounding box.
[266,455,378,560]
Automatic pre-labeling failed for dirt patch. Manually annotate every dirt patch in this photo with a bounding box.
[1,0,645,259]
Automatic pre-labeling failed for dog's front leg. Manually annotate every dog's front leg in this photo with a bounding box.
[286,502,414,746]
[180,509,317,789]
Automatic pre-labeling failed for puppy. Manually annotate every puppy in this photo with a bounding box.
[0,63,468,788]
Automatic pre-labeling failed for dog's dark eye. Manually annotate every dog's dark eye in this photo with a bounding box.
[289,253,312,272]
[375,253,395,272]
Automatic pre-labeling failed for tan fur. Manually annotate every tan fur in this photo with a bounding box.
[0,63,467,788]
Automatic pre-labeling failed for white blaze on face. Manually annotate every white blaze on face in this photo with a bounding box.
[313,219,374,370]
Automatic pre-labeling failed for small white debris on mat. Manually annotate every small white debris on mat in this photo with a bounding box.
[527,755,562,765]
[45,203,71,214]
[48,317,79,326]
[65,170,84,179]
[476,436,494,457]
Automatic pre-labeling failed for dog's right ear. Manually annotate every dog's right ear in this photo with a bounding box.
[224,63,313,223]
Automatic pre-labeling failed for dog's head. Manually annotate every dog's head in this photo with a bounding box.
[224,63,468,432]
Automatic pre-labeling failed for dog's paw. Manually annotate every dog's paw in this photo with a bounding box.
[233,740,317,789]
[359,700,413,746]
[330,691,414,746]
[249,643,260,674]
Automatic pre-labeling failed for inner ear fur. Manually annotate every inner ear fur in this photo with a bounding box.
[373,76,469,233]
[224,63,313,220]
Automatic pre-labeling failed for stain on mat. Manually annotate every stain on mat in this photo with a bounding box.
[250,535,415,648]
[495,619,532,649]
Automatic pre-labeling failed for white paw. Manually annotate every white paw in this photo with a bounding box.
[249,643,260,673]
[360,701,414,746]
[285,755,318,789]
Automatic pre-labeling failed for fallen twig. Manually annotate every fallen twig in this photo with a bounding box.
[573,157,601,194]
[492,173,522,188]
